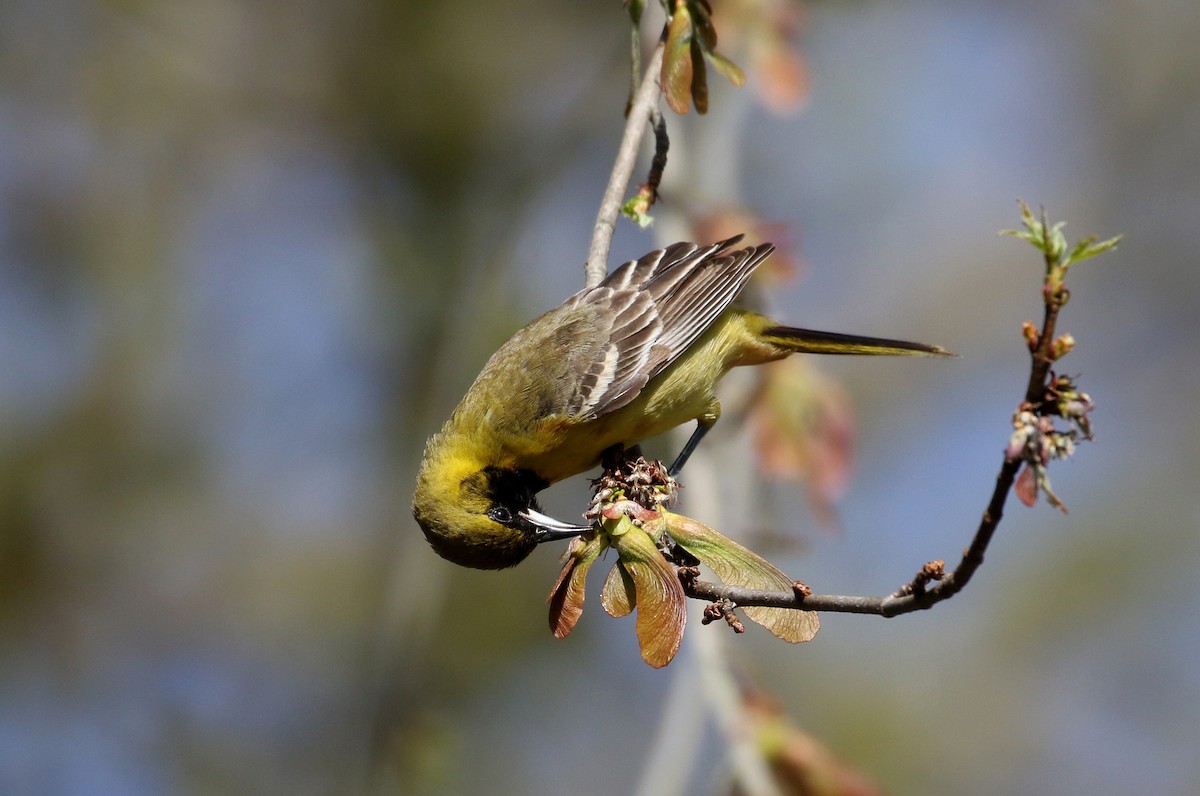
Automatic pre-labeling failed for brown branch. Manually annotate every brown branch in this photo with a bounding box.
[585,43,665,287]
[614,110,671,232]
[679,257,1074,619]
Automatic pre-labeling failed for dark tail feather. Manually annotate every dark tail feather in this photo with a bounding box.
[761,325,955,357]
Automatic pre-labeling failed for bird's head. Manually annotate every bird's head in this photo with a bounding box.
[412,447,588,570]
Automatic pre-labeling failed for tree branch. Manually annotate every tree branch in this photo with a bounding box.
[585,44,665,287]
[680,242,1077,619]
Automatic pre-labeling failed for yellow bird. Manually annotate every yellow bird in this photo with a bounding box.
[413,236,951,569]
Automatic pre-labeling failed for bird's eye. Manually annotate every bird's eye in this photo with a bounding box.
[488,506,514,526]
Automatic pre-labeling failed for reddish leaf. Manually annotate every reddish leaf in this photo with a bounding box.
[547,534,606,639]
[748,359,854,528]
[612,525,687,668]
[1015,464,1038,507]
[748,6,808,114]
[600,561,636,618]
[661,5,695,114]
[692,213,801,286]
[742,690,882,796]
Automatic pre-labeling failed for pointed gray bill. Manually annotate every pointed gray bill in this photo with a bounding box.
[521,508,591,543]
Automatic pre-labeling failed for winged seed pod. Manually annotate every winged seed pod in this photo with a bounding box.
[650,510,819,644]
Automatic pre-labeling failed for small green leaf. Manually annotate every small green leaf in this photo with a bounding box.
[1002,200,1120,269]
[1015,198,1038,234]
[999,228,1037,245]
[620,193,654,229]
[612,525,687,668]
[705,49,746,88]
[626,0,646,25]
[1036,462,1069,513]
[655,511,819,644]
[1047,221,1068,261]
[1066,236,1096,265]
[1066,233,1121,266]
[1000,199,1047,253]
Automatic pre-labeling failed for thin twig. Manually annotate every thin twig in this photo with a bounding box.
[585,44,665,287]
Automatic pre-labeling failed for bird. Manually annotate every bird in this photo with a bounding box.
[412,235,951,569]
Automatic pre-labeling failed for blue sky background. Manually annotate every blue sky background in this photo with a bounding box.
[1,1,1197,794]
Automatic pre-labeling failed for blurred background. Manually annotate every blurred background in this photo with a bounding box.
[2,0,1198,794]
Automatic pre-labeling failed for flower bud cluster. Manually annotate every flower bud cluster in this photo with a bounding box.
[1005,373,1094,512]
[586,455,678,526]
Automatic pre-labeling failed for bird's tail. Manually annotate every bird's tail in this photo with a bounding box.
[759,324,955,357]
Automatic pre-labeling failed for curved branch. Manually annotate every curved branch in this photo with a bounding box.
[680,251,1076,620]
[683,453,1024,618]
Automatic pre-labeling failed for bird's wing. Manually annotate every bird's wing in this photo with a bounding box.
[564,235,774,419]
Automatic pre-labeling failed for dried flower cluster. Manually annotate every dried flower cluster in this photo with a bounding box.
[1007,373,1095,512]
[549,452,818,667]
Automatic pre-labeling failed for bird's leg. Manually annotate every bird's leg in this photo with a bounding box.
[668,423,709,475]
[600,442,643,473]
[668,402,720,476]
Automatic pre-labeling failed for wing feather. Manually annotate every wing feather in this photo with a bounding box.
[602,240,706,292]
[567,235,774,419]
